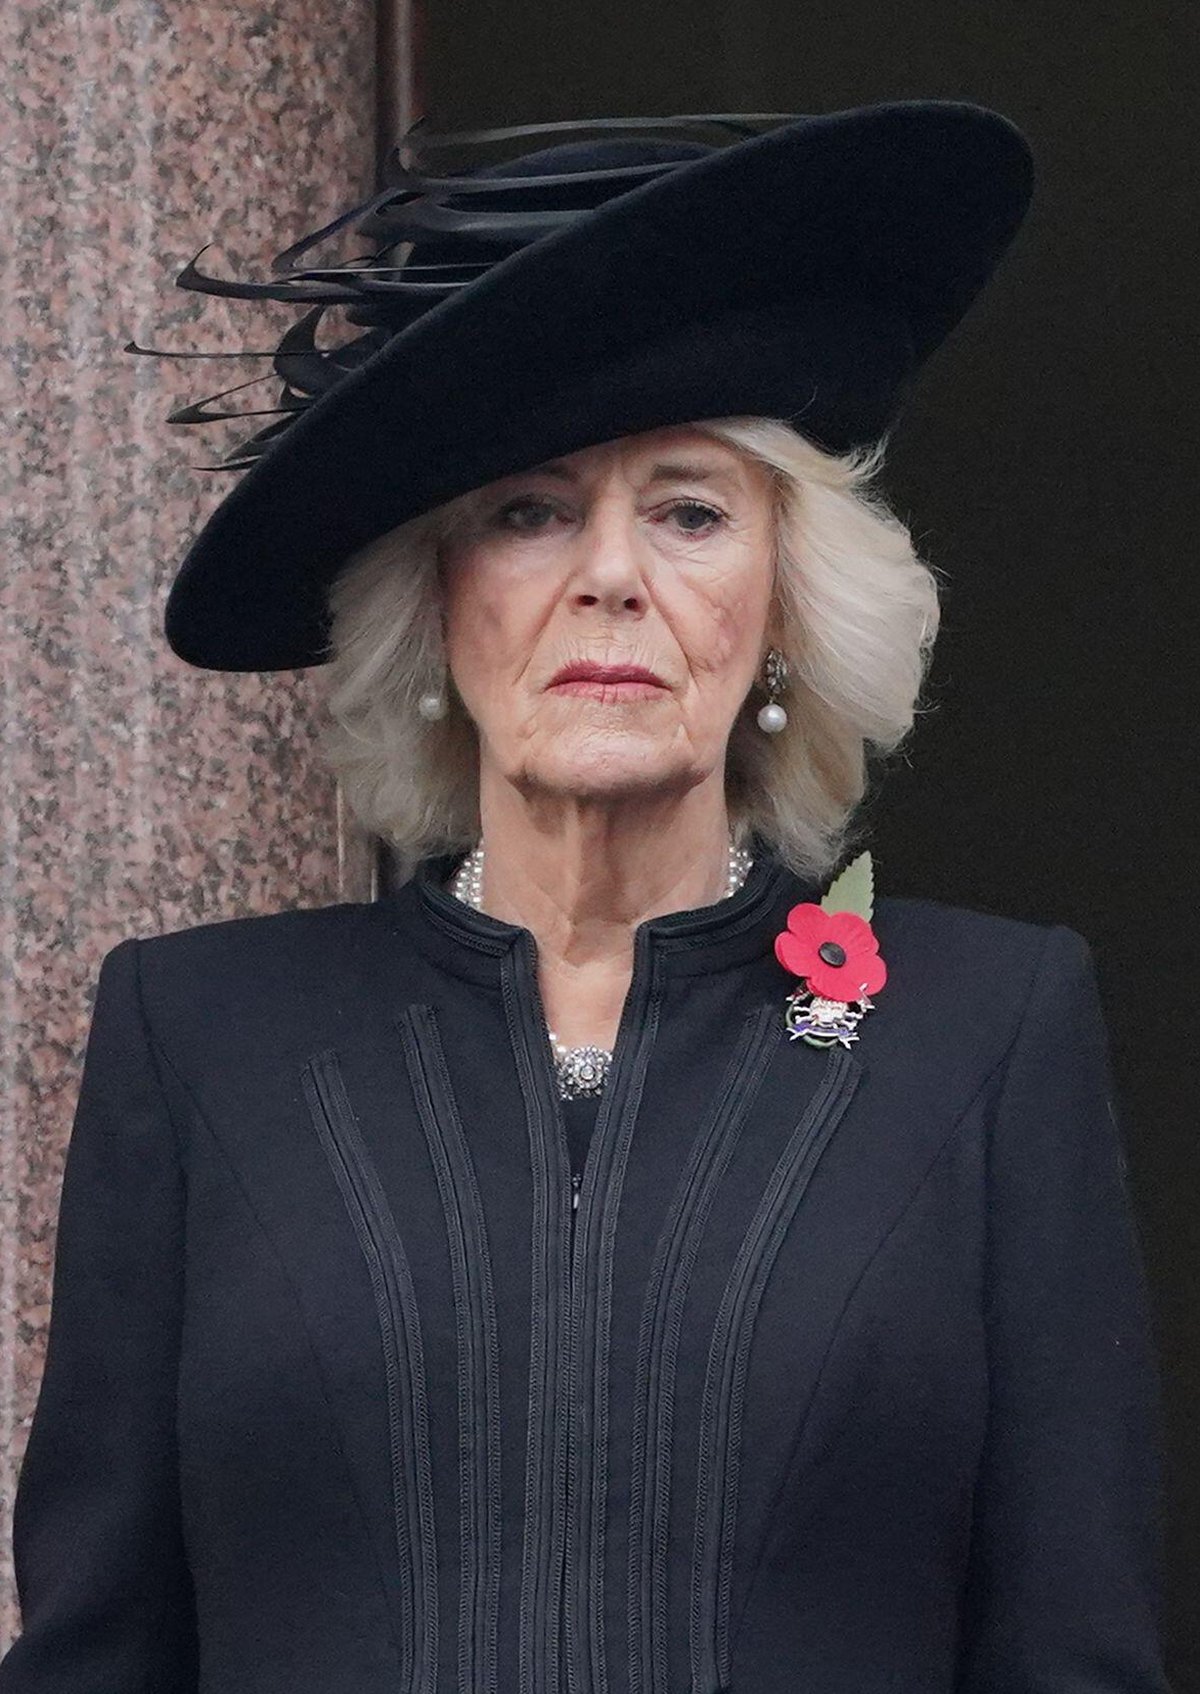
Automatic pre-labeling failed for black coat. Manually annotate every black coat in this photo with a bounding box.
[0,839,1170,1693]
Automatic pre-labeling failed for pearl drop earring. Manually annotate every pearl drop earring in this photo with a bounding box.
[756,647,789,734]
[417,684,448,721]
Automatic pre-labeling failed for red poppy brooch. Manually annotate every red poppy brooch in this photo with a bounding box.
[774,850,887,1048]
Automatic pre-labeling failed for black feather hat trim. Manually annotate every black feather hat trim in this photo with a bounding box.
[129,103,1035,671]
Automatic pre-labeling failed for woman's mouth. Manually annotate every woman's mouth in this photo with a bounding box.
[546,663,668,700]
[548,678,666,700]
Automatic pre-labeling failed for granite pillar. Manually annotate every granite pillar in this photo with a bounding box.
[0,0,412,1641]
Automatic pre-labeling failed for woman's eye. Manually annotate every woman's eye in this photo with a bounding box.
[665,500,725,534]
[495,497,561,532]
[492,496,725,535]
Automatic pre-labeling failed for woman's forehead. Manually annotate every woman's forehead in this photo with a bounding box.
[496,426,756,489]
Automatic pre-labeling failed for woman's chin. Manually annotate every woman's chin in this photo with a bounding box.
[516,740,696,801]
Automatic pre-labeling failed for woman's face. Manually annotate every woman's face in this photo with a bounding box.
[436,423,778,809]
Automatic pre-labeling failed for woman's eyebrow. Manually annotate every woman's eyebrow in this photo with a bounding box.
[522,459,744,494]
[643,461,742,493]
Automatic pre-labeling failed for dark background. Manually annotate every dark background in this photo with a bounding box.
[405,1,1198,1679]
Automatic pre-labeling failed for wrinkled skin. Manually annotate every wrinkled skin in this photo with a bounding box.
[435,422,780,1041]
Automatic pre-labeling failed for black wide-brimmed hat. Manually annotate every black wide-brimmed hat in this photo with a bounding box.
[133,101,1035,672]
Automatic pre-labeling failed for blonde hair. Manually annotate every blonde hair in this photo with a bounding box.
[316,417,943,883]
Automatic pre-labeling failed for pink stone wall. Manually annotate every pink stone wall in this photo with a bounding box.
[0,0,409,1643]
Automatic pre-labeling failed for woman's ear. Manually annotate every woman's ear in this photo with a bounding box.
[762,600,786,659]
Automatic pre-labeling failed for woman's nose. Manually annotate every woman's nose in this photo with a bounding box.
[567,499,648,610]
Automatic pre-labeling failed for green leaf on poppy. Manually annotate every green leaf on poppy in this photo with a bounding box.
[820,849,874,922]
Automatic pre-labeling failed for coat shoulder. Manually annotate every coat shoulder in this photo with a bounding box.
[873,891,1085,955]
[115,901,397,1068]
[868,892,1095,1039]
[874,887,1098,982]
[131,898,372,955]
[124,899,380,1001]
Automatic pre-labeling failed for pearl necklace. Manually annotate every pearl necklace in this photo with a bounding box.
[449,836,755,1098]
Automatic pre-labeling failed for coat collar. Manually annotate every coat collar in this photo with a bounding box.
[387,830,825,986]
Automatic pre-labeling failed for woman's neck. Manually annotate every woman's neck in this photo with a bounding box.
[463,790,742,1049]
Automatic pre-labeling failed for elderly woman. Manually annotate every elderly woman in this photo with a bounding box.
[0,105,1170,1694]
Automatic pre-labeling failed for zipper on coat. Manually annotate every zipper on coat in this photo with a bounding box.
[504,920,662,1694]
[502,942,577,1694]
